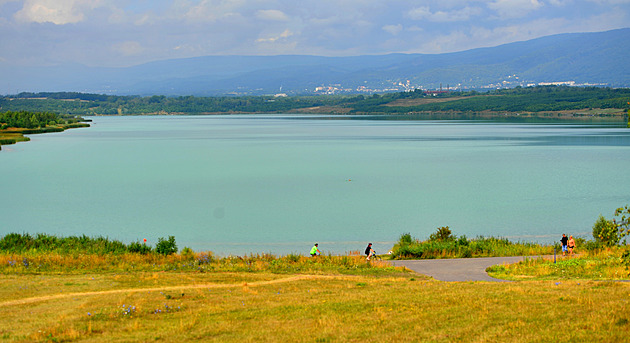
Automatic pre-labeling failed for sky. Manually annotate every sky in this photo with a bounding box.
[0,0,629,68]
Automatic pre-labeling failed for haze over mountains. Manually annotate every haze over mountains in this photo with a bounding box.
[2,28,629,96]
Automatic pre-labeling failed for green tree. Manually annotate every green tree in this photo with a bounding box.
[429,226,454,242]
[612,205,630,242]
[156,236,178,255]
[592,214,619,246]
[29,114,40,128]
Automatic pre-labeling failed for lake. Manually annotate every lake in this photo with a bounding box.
[1,115,629,256]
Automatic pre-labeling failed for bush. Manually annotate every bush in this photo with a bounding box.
[156,236,178,256]
[592,215,620,246]
[582,240,603,252]
[181,247,195,260]
[429,226,454,242]
[128,241,152,254]
[390,229,552,260]
[0,233,133,254]
[399,233,413,246]
[458,246,472,258]
[457,235,469,247]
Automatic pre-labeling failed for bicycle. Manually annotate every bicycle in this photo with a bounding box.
[367,250,382,261]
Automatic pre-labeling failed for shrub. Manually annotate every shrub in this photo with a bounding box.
[458,247,472,258]
[181,247,195,260]
[592,215,620,246]
[429,226,454,242]
[399,233,413,246]
[156,236,178,256]
[457,235,469,247]
[390,229,552,260]
[582,240,603,252]
[128,241,152,254]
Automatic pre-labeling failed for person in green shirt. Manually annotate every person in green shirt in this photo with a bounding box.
[310,243,320,257]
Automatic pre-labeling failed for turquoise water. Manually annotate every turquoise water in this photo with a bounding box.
[1,115,629,255]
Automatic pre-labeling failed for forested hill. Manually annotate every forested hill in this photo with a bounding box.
[1,29,629,96]
[1,86,629,117]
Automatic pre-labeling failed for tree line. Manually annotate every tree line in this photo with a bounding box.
[1,86,629,116]
[0,110,84,130]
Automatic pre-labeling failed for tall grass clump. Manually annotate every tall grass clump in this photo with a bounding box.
[0,233,175,256]
[0,233,134,254]
[391,227,553,259]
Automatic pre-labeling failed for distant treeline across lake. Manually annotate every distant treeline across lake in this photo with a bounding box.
[1,86,629,117]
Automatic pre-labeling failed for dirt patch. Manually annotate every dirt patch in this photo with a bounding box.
[384,96,472,107]
[294,106,353,114]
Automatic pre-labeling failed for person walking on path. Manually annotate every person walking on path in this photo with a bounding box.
[310,243,320,257]
[568,235,576,255]
[365,243,375,261]
[560,234,569,256]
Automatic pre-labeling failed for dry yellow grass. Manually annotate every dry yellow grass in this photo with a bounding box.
[1,270,628,342]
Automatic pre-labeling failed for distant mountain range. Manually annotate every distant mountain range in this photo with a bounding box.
[2,28,629,96]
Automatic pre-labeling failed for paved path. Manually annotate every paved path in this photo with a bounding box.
[389,256,552,282]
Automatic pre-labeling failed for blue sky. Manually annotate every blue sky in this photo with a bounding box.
[1,0,628,67]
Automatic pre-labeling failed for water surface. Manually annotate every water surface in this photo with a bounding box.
[1,115,629,255]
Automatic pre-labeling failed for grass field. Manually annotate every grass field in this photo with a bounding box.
[487,248,630,281]
[1,251,629,342]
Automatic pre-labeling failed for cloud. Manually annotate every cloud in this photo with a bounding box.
[14,0,102,25]
[382,24,403,35]
[1,0,628,67]
[256,9,288,21]
[256,29,293,43]
[487,0,544,19]
[587,0,630,3]
[547,0,572,5]
[407,6,482,22]
[177,0,246,23]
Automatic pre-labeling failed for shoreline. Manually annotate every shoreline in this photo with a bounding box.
[0,122,90,150]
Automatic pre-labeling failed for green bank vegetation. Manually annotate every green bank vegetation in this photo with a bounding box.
[0,233,396,276]
[0,110,89,150]
[392,205,630,262]
[391,226,553,259]
[2,86,629,119]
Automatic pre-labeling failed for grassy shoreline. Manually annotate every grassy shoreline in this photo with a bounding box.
[1,257,628,342]
[0,123,90,150]
[1,233,629,341]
